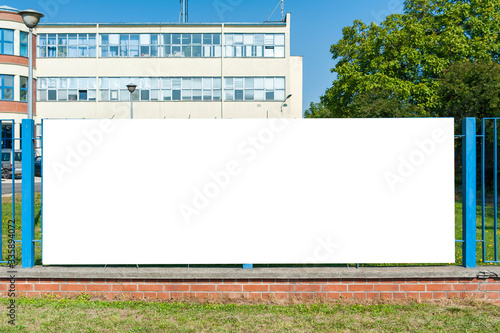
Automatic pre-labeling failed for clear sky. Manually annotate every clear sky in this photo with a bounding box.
[9,0,404,113]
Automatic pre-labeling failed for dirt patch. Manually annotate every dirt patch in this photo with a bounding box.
[23,293,498,307]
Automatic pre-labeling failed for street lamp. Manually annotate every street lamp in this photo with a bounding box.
[281,94,292,113]
[18,9,44,120]
[18,9,43,268]
[126,84,137,119]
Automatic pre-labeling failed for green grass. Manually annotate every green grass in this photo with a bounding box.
[0,297,498,332]
[455,200,500,266]
[0,194,42,266]
[0,195,498,267]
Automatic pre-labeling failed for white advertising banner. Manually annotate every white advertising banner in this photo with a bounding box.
[42,118,455,265]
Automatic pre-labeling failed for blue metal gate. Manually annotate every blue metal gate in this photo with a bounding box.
[0,119,42,268]
[479,119,499,264]
[0,119,19,266]
[461,117,500,268]
[10,117,497,268]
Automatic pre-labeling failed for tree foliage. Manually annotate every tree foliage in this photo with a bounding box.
[439,60,500,120]
[303,102,333,118]
[311,0,500,119]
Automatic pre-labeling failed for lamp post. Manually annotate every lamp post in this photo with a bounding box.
[281,94,292,113]
[18,9,44,120]
[18,9,43,268]
[126,84,137,119]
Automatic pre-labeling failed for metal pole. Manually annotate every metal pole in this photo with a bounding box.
[130,97,133,119]
[482,119,486,262]
[22,119,35,267]
[28,28,33,120]
[462,117,477,268]
[221,23,224,119]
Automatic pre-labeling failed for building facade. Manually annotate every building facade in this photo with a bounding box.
[0,6,303,143]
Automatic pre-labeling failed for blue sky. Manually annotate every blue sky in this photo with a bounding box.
[10,0,404,113]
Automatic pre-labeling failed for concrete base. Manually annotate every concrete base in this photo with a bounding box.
[2,266,499,280]
[2,266,499,302]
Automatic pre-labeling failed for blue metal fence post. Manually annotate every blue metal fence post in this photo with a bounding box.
[462,117,477,268]
[22,119,35,268]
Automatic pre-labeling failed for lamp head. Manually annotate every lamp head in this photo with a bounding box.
[18,9,44,29]
[126,84,137,93]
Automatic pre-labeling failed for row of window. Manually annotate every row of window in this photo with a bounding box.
[37,77,286,102]
[0,29,28,57]
[37,33,286,58]
[0,75,27,101]
[38,33,97,58]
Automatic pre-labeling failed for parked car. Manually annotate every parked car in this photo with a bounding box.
[35,156,41,177]
[1,149,22,178]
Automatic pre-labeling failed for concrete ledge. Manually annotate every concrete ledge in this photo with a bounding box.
[2,266,499,280]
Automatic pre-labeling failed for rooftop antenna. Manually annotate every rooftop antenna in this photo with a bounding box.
[180,0,188,23]
[281,0,285,21]
[266,0,285,22]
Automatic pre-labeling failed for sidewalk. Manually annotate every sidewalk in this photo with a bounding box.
[1,177,41,184]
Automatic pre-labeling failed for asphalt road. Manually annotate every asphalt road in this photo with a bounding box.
[1,179,42,195]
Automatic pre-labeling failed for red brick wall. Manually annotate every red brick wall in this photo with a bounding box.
[0,101,27,113]
[0,11,23,23]
[0,55,29,66]
[1,278,499,302]
[0,84,36,115]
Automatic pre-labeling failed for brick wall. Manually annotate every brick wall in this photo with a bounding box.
[0,11,24,23]
[1,278,499,302]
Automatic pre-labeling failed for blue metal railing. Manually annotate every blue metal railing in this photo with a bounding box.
[10,117,498,268]
[480,118,500,264]
[21,119,36,268]
[0,119,18,265]
[461,117,500,267]
[462,118,477,268]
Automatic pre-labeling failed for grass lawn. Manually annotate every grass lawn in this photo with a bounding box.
[455,200,499,266]
[0,194,42,266]
[0,298,498,332]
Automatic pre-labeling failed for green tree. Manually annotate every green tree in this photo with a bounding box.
[320,0,500,118]
[304,102,332,118]
[438,60,500,121]
[437,60,500,189]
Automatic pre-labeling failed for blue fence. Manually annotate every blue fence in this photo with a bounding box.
[479,118,500,264]
[0,118,42,268]
[459,117,500,268]
[0,119,19,265]
[21,119,36,268]
[8,117,500,268]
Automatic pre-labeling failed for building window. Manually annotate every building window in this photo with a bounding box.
[1,123,12,149]
[0,29,14,55]
[224,34,285,58]
[39,77,285,102]
[101,34,160,58]
[224,77,285,101]
[20,32,28,57]
[100,33,222,58]
[0,75,14,100]
[37,77,97,101]
[37,34,96,58]
[20,77,28,101]
[98,77,222,101]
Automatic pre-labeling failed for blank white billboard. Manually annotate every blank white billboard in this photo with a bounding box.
[42,118,455,265]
